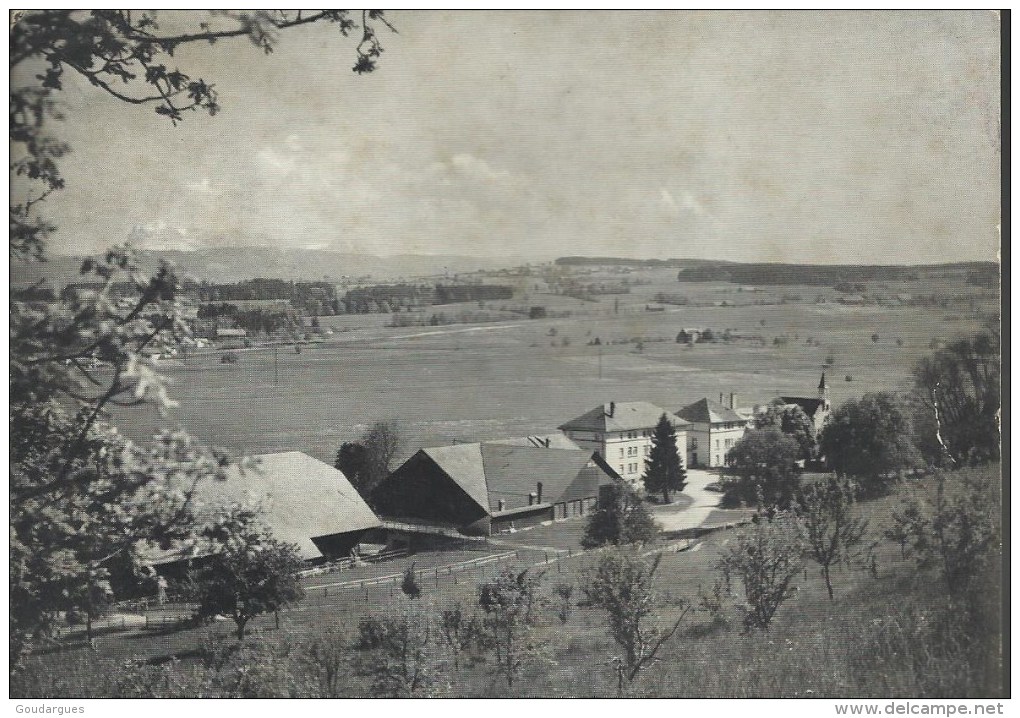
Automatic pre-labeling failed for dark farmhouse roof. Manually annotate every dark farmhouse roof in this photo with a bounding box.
[487,434,581,450]
[150,451,380,563]
[395,443,615,515]
[676,398,744,425]
[558,401,690,433]
[779,397,826,418]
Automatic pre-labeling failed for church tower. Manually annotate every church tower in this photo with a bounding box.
[818,371,830,409]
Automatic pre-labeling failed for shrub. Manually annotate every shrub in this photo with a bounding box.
[718,511,806,631]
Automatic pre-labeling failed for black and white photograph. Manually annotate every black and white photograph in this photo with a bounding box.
[9,9,1004,703]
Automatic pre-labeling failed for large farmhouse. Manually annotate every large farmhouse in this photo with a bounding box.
[557,401,690,484]
[371,442,619,535]
[150,451,381,575]
[676,396,748,468]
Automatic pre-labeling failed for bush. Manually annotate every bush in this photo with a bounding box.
[718,511,806,631]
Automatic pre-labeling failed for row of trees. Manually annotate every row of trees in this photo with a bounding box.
[721,324,999,509]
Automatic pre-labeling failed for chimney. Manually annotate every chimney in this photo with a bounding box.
[729,393,738,410]
[536,481,543,504]
[719,392,724,404]
[528,491,537,506]
[498,499,505,511]
[544,437,551,448]
[608,401,616,417]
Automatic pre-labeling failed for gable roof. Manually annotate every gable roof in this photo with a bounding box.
[400,442,616,516]
[779,397,826,418]
[558,401,690,432]
[421,443,489,511]
[150,451,381,563]
[480,444,599,512]
[676,398,744,425]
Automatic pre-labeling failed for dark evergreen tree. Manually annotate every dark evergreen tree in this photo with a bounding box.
[642,414,687,503]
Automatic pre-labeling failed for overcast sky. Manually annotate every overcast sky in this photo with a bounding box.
[16,10,1001,263]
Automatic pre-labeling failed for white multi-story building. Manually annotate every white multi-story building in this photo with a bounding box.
[676,395,749,468]
[557,401,690,485]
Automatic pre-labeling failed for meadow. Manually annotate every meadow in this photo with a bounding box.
[113,267,993,466]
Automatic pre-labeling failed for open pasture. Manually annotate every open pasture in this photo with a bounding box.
[113,279,989,467]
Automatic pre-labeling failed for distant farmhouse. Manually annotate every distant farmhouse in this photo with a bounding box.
[558,401,690,483]
[371,442,618,535]
[150,451,380,577]
[676,395,748,468]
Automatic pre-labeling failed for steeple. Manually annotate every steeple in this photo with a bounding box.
[818,371,829,402]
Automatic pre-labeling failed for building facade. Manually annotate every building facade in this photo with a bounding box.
[558,401,690,485]
[676,396,748,468]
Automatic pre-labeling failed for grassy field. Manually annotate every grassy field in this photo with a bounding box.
[112,267,993,465]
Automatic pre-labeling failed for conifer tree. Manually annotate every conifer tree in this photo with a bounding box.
[642,414,687,504]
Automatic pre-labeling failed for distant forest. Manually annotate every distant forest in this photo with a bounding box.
[555,257,998,287]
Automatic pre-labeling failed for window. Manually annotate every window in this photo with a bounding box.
[725,438,733,449]
[715,439,720,449]
[619,465,625,474]
[619,448,624,458]
[691,438,698,450]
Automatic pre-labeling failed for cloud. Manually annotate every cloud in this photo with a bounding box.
[185,177,220,195]
[450,153,510,182]
[660,188,679,215]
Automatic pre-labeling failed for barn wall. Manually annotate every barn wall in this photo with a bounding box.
[490,505,555,533]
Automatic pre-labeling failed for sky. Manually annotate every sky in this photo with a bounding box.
[12,10,1002,264]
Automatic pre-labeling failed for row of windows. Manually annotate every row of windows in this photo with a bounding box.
[618,445,651,458]
[618,462,641,475]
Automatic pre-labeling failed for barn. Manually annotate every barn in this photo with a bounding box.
[371,442,619,535]
[150,451,381,575]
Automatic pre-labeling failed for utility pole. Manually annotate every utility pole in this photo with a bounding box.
[598,345,603,380]
[274,345,279,385]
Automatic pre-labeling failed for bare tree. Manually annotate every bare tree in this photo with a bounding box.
[796,476,869,600]
[582,547,691,695]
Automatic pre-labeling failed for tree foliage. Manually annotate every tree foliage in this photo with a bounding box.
[796,476,869,600]
[189,509,305,640]
[888,467,1000,599]
[355,606,444,698]
[582,483,660,549]
[722,427,802,508]
[819,392,921,495]
[10,9,396,668]
[755,402,816,461]
[476,568,547,689]
[335,421,401,498]
[582,548,690,694]
[913,330,1000,465]
[718,511,806,631]
[642,413,687,503]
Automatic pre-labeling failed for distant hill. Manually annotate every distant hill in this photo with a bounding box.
[11,247,537,287]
